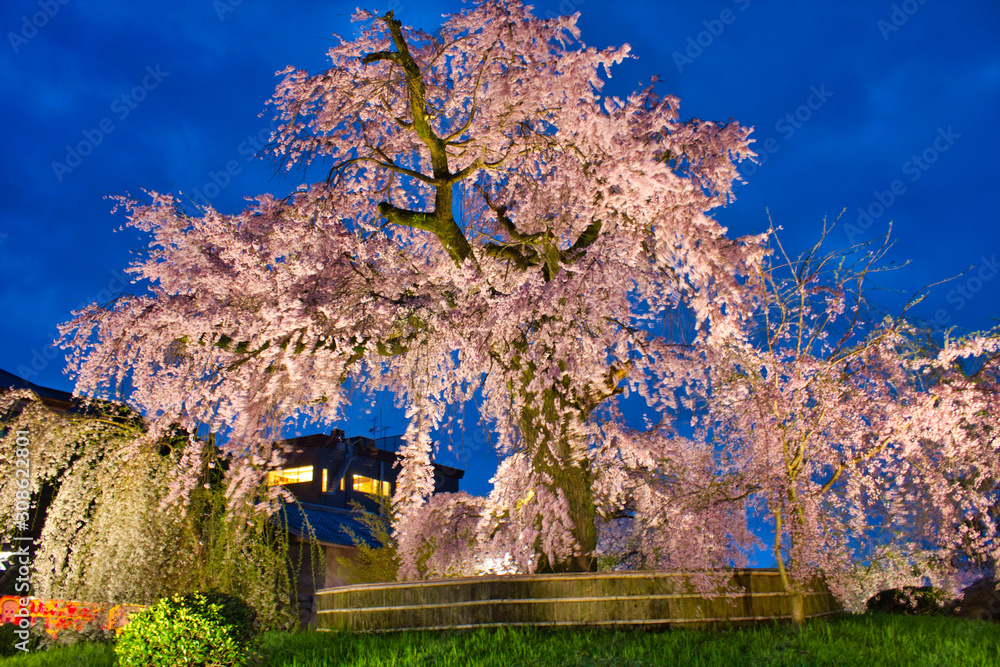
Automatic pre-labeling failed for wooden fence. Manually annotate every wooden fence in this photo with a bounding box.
[316,569,842,632]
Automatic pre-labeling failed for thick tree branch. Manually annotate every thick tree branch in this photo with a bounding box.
[361,50,399,65]
[476,185,543,243]
[363,11,478,266]
[377,201,474,264]
[377,11,449,176]
[377,202,439,234]
[570,219,603,254]
[482,242,537,269]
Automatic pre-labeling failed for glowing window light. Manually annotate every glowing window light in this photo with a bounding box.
[266,466,313,487]
[341,474,390,496]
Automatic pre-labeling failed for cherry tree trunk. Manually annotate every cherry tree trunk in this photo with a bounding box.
[519,380,598,573]
[536,451,597,573]
[774,509,805,625]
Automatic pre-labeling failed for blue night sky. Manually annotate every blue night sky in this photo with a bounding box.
[1,0,998,502]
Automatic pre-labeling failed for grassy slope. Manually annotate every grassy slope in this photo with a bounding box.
[1,614,998,666]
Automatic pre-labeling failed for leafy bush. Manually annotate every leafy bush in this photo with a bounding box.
[865,586,951,616]
[114,592,258,667]
[0,621,41,656]
[192,590,258,644]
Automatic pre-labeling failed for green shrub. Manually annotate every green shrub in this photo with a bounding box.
[865,585,951,616]
[188,590,258,644]
[0,621,41,656]
[114,592,258,667]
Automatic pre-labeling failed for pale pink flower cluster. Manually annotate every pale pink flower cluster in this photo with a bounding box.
[700,228,1000,604]
[0,392,193,604]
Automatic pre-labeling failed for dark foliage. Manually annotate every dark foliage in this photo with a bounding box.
[180,590,259,642]
[952,578,1000,622]
[0,621,41,656]
[865,586,951,616]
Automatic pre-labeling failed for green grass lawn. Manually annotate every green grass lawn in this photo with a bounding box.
[1,614,998,666]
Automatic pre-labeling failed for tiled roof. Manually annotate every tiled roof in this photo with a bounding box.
[0,369,73,403]
[279,502,387,549]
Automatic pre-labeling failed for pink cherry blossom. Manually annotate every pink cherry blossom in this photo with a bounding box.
[56,2,998,602]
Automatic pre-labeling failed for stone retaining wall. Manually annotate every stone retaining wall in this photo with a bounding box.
[317,569,841,632]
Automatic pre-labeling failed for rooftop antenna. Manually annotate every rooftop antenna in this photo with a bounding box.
[369,402,389,439]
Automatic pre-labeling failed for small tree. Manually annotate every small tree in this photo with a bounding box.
[335,496,400,584]
[704,220,1000,616]
[0,390,308,630]
[0,389,185,603]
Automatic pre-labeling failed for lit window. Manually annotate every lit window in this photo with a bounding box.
[266,466,313,486]
[342,474,390,496]
[322,469,329,493]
